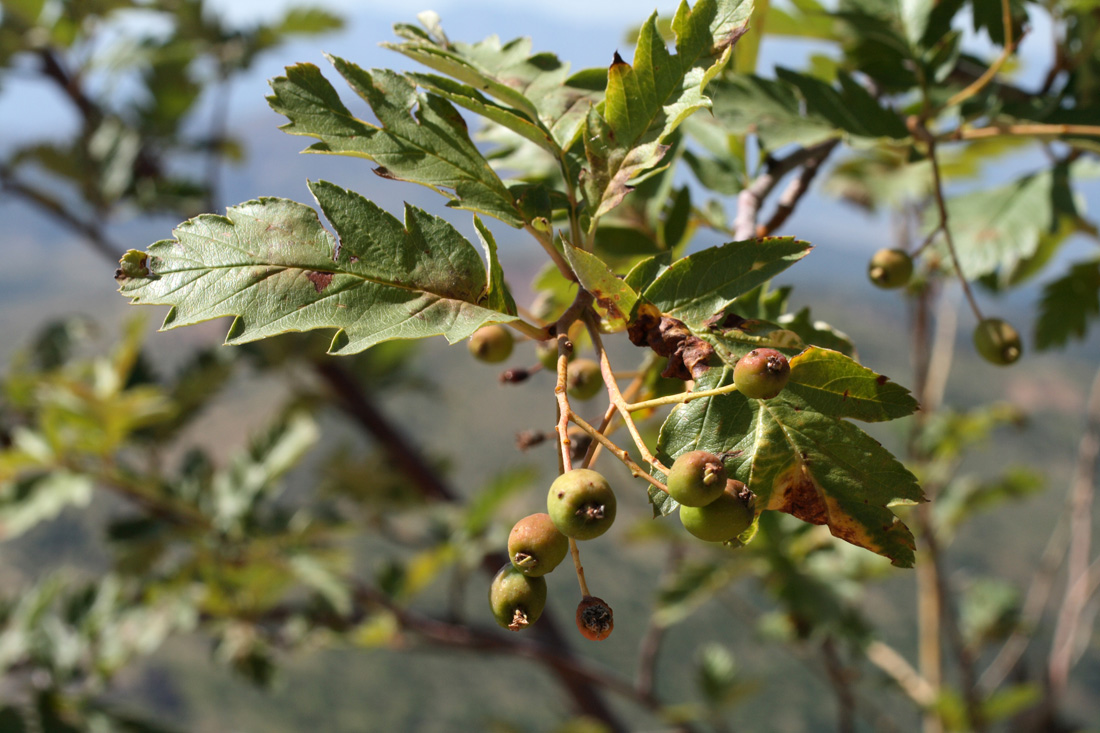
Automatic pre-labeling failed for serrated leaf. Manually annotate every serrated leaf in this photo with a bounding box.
[584,0,753,218]
[408,72,559,155]
[267,58,522,227]
[473,217,517,316]
[774,68,908,140]
[117,183,515,354]
[709,74,837,150]
[787,347,918,422]
[778,307,855,357]
[643,237,812,327]
[624,252,673,294]
[385,20,603,149]
[931,169,1074,280]
[1035,259,1100,350]
[562,242,639,327]
[657,366,923,566]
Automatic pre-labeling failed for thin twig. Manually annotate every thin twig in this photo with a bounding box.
[733,138,841,240]
[569,413,668,494]
[586,317,667,473]
[1048,364,1100,698]
[821,637,856,733]
[944,123,1100,142]
[943,0,1018,108]
[865,640,938,708]
[756,139,840,237]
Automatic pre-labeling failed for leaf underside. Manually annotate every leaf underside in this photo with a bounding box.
[116,181,515,354]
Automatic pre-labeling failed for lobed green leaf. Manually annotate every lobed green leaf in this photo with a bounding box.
[117,182,516,354]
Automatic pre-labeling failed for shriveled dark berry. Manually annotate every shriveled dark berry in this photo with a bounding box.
[575,595,614,641]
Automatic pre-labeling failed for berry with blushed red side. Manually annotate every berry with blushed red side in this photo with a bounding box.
[468,325,513,363]
[666,450,727,507]
[575,596,614,641]
[734,348,790,400]
[508,513,569,577]
[868,248,913,289]
[566,358,603,400]
[679,481,754,542]
[547,468,617,540]
[489,564,547,631]
[973,317,1022,365]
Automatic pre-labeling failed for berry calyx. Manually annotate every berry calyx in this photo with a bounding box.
[973,317,1022,366]
[734,348,790,400]
[679,483,754,542]
[868,248,913,289]
[575,596,614,641]
[566,358,603,401]
[547,468,617,540]
[507,513,569,577]
[489,564,547,631]
[666,450,727,507]
[468,324,514,363]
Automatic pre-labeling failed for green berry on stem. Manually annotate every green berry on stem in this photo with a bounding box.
[973,317,1022,365]
[666,450,727,507]
[868,248,913,289]
[508,513,569,577]
[734,348,790,400]
[679,482,754,542]
[489,564,547,631]
[566,358,603,401]
[547,468,617,540]
[468,325,513,363]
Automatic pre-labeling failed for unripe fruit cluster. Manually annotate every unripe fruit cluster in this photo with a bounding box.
[491,469,618,636]
[667,451,755,543]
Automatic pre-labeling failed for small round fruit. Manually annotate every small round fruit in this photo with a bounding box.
[575,596,614,641]
[666,450,727,507]
[734,348,790,400]
[508,513,569,577]
[868,248,913,289]
[468,325,513,363]
[536,341,561,370]
[547,469,617,540]
[489,564,547,631]
[679,487,754,542]
[566,358,603,400]
[973,317,1022,366]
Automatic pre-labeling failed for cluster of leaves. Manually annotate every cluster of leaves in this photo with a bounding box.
[115,0,930,574]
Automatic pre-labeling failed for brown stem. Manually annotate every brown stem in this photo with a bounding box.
[733,138,841,240]
[822,638,856,733]
[756,139,840,237]
[1048,364,1100,698]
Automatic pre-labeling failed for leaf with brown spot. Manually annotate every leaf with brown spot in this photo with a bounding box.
[655,365,923,566]
[118,181,515,354]
[561,240,639,331]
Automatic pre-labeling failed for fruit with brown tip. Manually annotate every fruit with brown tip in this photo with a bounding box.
[973,317,1022,366]
[734,348,790,400]
[575,596,614,641]
[666,450,727,507]
[508,513,569,577]
[489,564,547,631]
[547,468,616,540]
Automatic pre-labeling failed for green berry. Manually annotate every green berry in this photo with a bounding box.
[679,485,754,542]
[508,513,569,577]
[489,564,547,631]
[666,450,727,507]
[734,348,790,400]
[468,325,513,363]
[566,358,603,401]
[868,248,913,289]
[973,318,1022,365]
[547,468,616,540]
